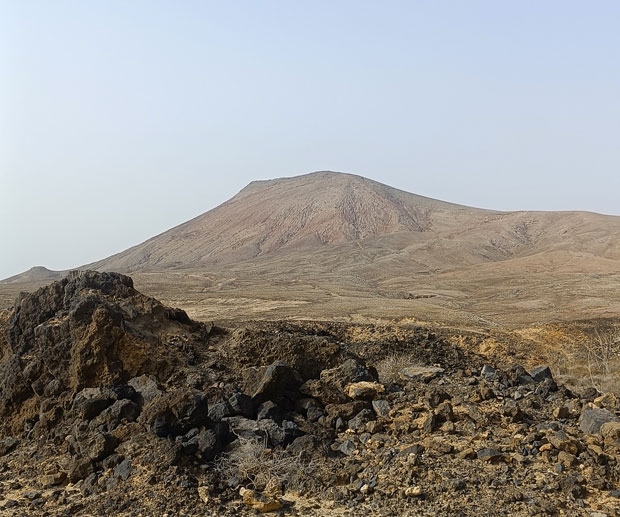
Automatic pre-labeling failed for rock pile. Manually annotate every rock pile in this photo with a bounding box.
[0,272,619,516]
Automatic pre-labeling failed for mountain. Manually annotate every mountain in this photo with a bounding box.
[3,171,620,325]
[86,171,493,273]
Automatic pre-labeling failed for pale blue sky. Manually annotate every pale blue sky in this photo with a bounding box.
[1,1,619,279]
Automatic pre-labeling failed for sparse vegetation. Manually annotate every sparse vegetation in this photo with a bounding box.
[585,328,620,394]
[375,353,412,385]
[212,435,317,492]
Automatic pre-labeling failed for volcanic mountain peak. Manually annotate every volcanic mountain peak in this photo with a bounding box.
[85,171,490,273]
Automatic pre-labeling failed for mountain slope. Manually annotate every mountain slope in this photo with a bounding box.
[86,171,495,272]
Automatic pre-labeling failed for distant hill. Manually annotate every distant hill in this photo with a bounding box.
[1,266,64,284]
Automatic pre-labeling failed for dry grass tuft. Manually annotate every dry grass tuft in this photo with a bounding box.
[212,435,318,492]
[375,353,413,385]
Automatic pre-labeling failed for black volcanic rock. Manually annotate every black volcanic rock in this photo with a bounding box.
[0,270,209,436]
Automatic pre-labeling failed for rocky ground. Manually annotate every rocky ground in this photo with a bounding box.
[0,271,619,516]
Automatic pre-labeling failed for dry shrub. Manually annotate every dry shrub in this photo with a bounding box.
[212,435,318,492]
[375,353,413,384]
[555,324,620,394]
[584,328,620,394]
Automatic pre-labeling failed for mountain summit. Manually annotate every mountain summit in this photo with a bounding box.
[88,171,490,273]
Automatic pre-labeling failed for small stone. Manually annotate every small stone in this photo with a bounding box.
[422,412,438,434]
[208,402,232,421]
[72,388,116,420]
[23,490,41,501]
[228,392,255,418]
[39,472,67,487]
[594,392,617,409]
[372,400,391,418]
[339,440,356,456]
[553,406,570,419]
[240,487,282,513]
[128,375,162,405]
[481,365,496,381]
[405,486,423,497]
[0,437,18,457]
[477,448,504,462]
[256,401,282,421]
[434,401,454,422]
[558,451,577,467]
[425,389,450,408]
[197,485,209,504]
[457,448,476,460]
[113,458,133,480]
[348,409,375,432]
[479,385,495,400]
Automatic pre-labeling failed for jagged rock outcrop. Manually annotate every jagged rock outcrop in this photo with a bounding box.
[0,270,209,436]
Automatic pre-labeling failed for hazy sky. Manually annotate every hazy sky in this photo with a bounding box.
[2,1,620,279]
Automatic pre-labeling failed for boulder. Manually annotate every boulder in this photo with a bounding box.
[228,391,255,418]
[128,375,162,406]
[287,434,320,457]
[400,366,444,383]
[345,381,384,400]
[529,366,554,383]
[72,387,117,420]
[247,361,302,406]
[348,409,375,432]
[94,399,140,430]
[140,388,209,437]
